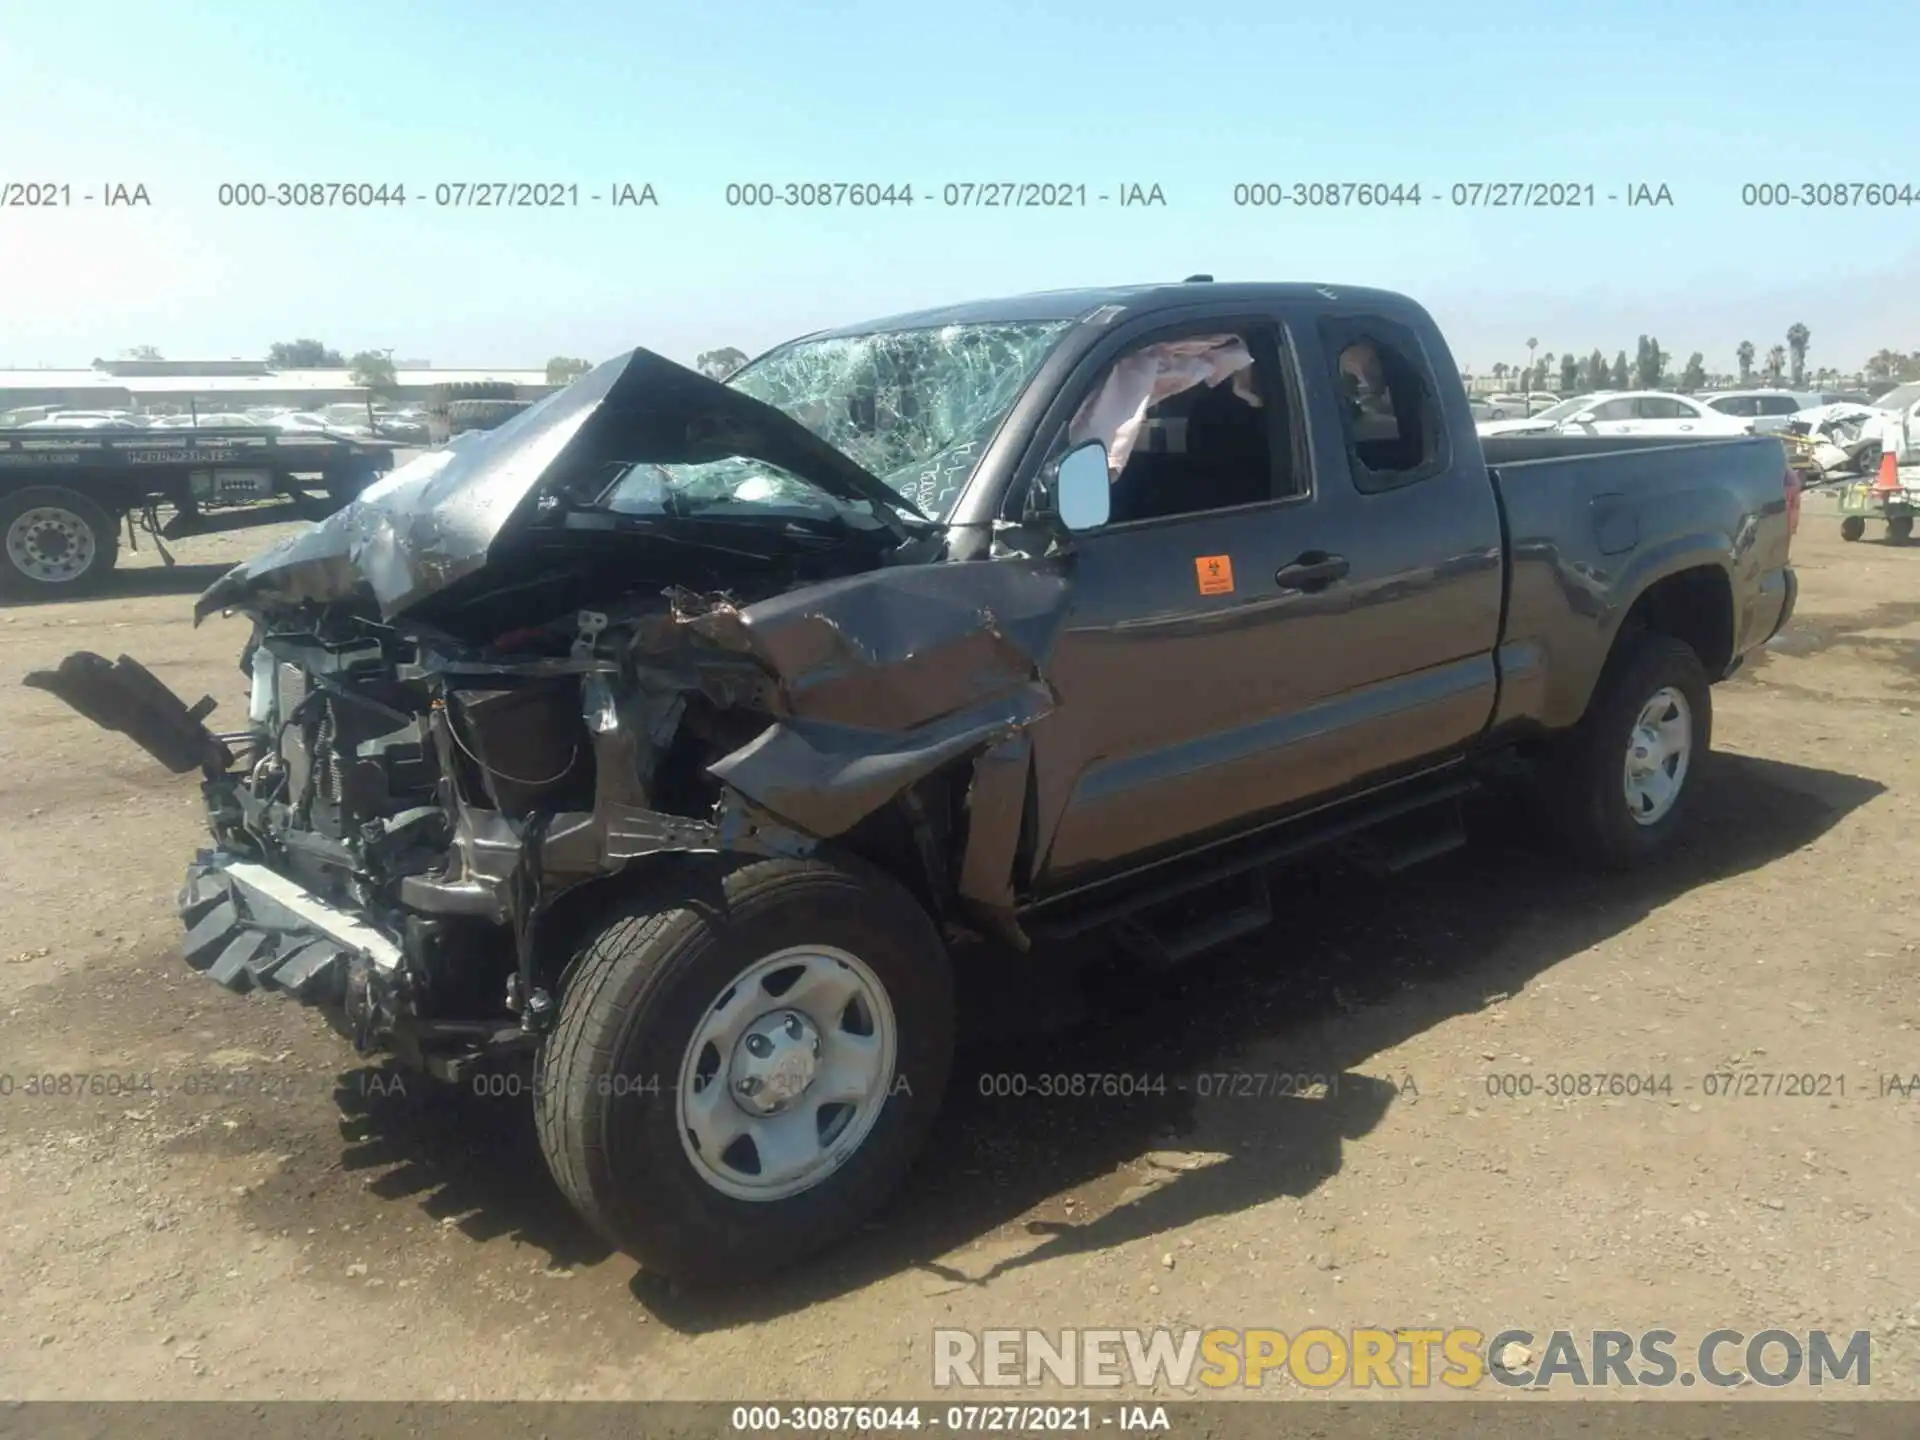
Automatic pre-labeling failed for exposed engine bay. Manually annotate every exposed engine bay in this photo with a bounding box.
[22,343,1080,1075]
[26,527,1069,1076]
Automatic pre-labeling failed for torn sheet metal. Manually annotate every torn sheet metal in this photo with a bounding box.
[954,732,1034,916]
[679,561,1073,732]
[193,348,922,623]
[709,682,1054,839]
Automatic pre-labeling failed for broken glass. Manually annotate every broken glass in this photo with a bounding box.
[728,321,1074,518]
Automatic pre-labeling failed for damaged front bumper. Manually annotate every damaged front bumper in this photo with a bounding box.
[176,849,539,1076]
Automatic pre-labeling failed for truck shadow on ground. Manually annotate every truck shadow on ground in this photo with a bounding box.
[320,751,1881,1326]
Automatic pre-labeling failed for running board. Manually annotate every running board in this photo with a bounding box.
[1111,872,1275,971]
[1341,801,1468,876]
[1024,770,1478,942]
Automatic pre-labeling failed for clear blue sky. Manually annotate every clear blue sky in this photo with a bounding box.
[2,0,1913,377]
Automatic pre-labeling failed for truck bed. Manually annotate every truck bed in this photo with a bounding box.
[1485,433,1797,732]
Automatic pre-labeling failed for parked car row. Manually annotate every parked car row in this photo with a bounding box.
[1474,385,1916,466]
[0,404,431,444]
[1479,391,1751,439]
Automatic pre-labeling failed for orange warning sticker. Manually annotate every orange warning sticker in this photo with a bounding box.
[1195,554,1234,595]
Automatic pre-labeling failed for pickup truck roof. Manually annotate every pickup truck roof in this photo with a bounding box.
[804,279,1415,337]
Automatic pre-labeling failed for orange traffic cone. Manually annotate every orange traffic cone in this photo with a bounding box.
[1874,430,1902,493]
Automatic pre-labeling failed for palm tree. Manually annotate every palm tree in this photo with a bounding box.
[1764,345,1787,383]
[1786,323,1811,386]
[1736,341,1756,383]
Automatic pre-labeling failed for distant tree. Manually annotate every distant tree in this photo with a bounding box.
[1736,341,1755,383]
[1871,351,1920,383]
[1559,353,1579,392]
[546,355,592,385]
[1764,345,1787,383]
[122,345,163,360]
[348,350,399,395]
[1633,335,1668,389]
[1680,352,1708,391]
[1585,347,1609,389]
[1610,351,1631,388]
[269,338,345,368]
[1786,323,1811,386]
[696,347,749,380]
[1865,350,1902,382]
[1533,355,1554,390]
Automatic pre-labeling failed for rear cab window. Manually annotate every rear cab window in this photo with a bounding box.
[1317,315,1448,491]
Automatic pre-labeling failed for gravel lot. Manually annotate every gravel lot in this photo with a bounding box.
[1,497,1917,1402]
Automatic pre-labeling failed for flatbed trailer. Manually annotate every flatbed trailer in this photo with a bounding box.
[0,426,398,597]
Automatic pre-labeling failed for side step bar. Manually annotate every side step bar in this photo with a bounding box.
[1024,770,1478,942]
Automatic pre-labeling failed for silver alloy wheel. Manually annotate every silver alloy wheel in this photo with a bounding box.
[1623,685,1692,826]
[5,505,97,585]
[676,944,898,1202]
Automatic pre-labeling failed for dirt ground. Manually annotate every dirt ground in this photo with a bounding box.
[1,497,1917,1402]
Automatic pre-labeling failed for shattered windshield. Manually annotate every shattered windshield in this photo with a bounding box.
[599,321,1073,522]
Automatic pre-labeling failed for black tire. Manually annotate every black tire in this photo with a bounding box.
[1531,633,1711,872]
[446,398,532,435]
[535,855,955,1284]
[0,485,120,599]
[1841,516,1867,542]
[1888,517,1913,544]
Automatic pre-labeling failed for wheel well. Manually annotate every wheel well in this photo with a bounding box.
[1618,566,1733,677]
[528,767,971,997]
[834,774,964,918]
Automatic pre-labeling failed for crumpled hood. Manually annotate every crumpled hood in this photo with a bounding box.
[193,348,918,623]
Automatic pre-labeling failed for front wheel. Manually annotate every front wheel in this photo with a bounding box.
[534,855,954,1284]
[1841,516,1867,542]
[1888,516,1913,544]
[1532,633,1711,871]
[0,486,120,598]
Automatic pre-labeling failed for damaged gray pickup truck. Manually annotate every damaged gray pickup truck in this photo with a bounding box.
[27,280,1798,1282]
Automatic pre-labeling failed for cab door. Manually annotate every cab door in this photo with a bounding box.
[1024,306,1504,891]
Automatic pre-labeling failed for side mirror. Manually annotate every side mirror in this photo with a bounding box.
[1054,441,1111,531]
[1570,411,1597,425]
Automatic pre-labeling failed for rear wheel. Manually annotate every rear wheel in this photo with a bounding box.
[1888,516,1913,544]
[534,855,954,1284]
[1531,633,1711,871]
[0,485,119,598]
[1841,516,1867,542]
